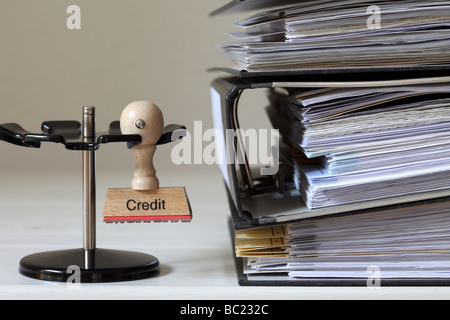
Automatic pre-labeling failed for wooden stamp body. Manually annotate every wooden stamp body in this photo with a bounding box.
[103,187,192,223]
[120,101,164,190]
[131,144,158,190]
[102,101,192,223]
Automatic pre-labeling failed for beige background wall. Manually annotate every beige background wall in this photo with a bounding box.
[0,0,270,177]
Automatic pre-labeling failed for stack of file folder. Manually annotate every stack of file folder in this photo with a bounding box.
[210,0,450,286]
[218,0,450,74]
[269,81,450,209]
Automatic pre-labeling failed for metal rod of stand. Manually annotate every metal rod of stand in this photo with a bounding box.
[82,107,96,268]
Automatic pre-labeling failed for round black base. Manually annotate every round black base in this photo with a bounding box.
[19,248,160,283]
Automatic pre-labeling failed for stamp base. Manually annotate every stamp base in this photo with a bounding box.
[19,248,160,283]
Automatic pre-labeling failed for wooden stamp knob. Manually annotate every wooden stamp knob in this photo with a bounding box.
[120,101,164,190]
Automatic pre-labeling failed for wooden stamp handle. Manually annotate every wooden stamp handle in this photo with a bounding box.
[120,101,164,190]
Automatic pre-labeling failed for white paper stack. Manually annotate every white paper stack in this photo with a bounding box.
[244,200,450,280]
[268,79,450,209]
[221,0,450,72]
[212,0,450,285]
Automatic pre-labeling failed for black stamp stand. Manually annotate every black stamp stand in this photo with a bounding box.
[0,107,185,283]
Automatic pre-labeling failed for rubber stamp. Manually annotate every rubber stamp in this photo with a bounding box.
[102,101,193,223]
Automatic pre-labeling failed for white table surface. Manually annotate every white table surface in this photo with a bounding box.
[0,165,449,300]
